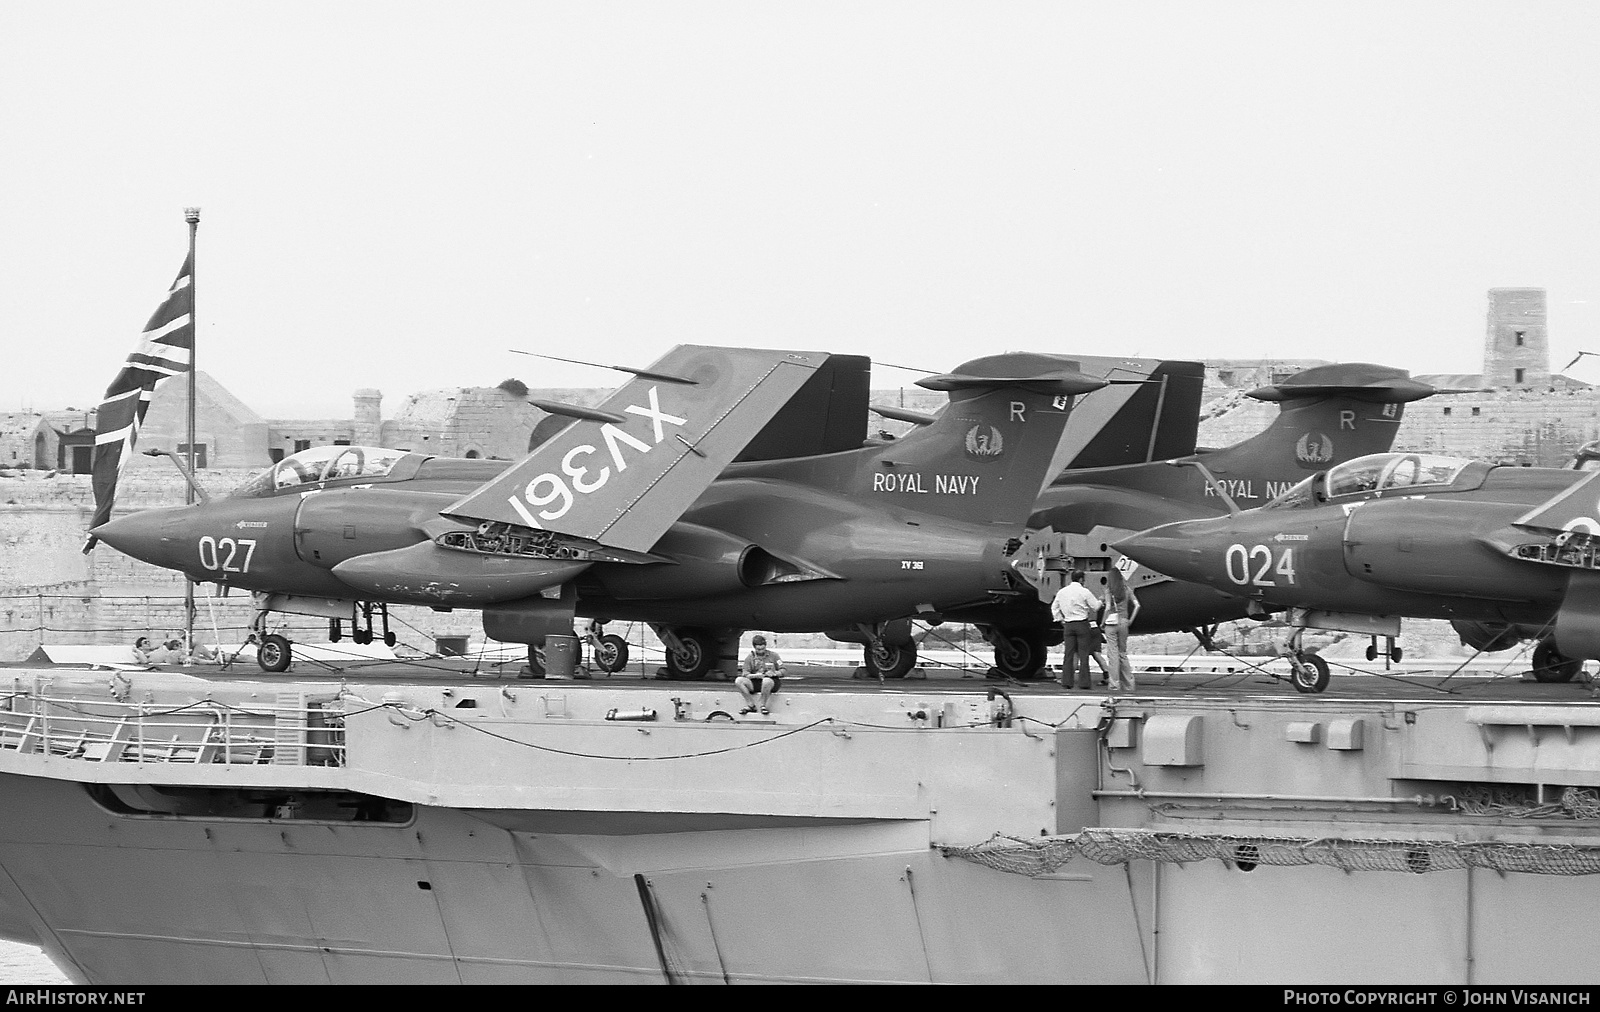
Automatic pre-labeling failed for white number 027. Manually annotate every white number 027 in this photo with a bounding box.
[197,537,256,574]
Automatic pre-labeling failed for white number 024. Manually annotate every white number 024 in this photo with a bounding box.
[1224,544,1296,587]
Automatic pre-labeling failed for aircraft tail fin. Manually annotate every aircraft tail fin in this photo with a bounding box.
[1053,358,1207,470]
[1196,362,1438,480]
[442,346,829,552]
[862,352,1105,526]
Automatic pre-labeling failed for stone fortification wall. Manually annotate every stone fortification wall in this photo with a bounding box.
[380,386,614,460]
[1393,386,1600,467]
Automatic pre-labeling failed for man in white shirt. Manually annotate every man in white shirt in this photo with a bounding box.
[1050,570,1103,689]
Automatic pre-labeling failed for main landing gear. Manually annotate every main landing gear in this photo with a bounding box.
[587,628,630,674]
[655,626,718,680]
[1532,637,1584,683]
[864,638,917,679]
[984,626,1050,680]
[547,623,628,675]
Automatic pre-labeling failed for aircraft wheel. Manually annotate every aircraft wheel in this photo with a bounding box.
[383,631,397,648]
[329,621,342,643]
[258,634,293,673]
[665,628,714,680]
[992,629,1048,679]
[1390,646,1403,663]
[1533,640,1582,683]
[1290,652,1329,694]
[595,634,629,673]
[866,640,916,679]
[526,644,546,676]
[1365,644,1377,662]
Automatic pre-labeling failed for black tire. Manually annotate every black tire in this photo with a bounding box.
[1390,646,1403,663]
[258,634,292,673]
[1533,639,1582,683]
[1365,644,1377,662]
[353,629,372,645]
[328,621,342,643]
[526,644,546,676]
[992,629,1049,680]
[595,633,629,673]
[866,640,917,679]
[1291,652,1329,694]
[383,630,397,648]
[664,628,714,680]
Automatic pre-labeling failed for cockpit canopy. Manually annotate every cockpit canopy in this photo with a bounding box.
[1264,452,1475,510]
[231,446,413,498]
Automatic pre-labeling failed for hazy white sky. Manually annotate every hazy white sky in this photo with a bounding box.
[3,1,1598,418]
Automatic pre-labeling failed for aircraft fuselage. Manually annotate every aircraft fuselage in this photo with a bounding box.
[1115,459,1588,630]
[97,473,1014,634]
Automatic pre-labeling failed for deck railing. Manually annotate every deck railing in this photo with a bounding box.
[0,680,344,766]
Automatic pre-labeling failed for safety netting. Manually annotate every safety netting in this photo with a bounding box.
[942,825,1600,877]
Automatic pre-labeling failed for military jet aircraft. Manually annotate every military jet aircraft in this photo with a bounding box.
[946,363,1444,677]
[92,344,1105,675]
[1113,450,1600,692]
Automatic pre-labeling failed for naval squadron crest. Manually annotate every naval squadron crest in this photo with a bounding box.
[1295,431,1334,467]
[965,424,1004,461]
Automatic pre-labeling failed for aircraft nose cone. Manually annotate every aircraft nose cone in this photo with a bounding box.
[91,507,185,568]
[1114,520,1220,583]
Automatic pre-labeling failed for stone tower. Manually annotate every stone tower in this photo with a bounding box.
[352,389,383,447]
[1483,288,1549,388]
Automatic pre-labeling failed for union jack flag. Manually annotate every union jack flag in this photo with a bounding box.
[83,254,193,550]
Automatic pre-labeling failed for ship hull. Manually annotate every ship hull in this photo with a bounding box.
[0,773,1596,984]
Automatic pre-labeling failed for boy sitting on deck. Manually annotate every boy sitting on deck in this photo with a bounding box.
[735,635,785,716]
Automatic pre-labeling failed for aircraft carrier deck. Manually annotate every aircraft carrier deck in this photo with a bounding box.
[12,645,1575,701]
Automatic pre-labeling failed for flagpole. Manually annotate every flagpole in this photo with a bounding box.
[183,207,200,657]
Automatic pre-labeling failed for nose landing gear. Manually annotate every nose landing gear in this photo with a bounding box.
[248,608,296,673]
[1280,626,1330,694]
[1287,649,1330,694]
[251,598,394,672]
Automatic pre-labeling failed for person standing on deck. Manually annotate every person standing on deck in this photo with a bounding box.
[1050,570,1102,690]
[1102,569,1140,691]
